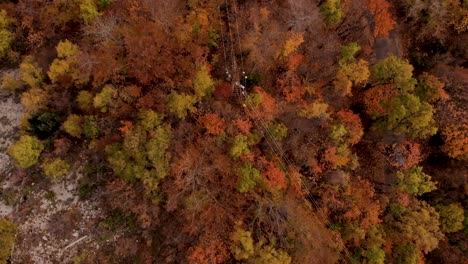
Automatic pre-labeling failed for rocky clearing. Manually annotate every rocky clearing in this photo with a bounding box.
[0,89,115,263]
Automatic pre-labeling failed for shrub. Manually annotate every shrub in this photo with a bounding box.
[63,114,83,138]
[2,71,23,91]
[42,158,70,182]
[76,90,94,111]
[19,56,43,88]
[21,88,48,113]
[0,219,17,263]
[93,85,116,112]
[83,116,99,139]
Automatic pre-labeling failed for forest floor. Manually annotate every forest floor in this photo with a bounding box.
[374,30,402,59]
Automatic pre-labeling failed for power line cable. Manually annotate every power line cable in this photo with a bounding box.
[231,0,247,87]
[216,0,228,72]
[226,0,351,261]
[223,0,236,78]
[239,91,356,264]
[221,1,355,262]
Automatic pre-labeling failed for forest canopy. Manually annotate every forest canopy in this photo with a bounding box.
[0,0,466,263]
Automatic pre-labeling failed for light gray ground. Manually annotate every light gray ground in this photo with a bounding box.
[0,76,109,263]
[0,88,24,216]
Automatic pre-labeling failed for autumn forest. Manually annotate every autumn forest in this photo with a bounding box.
[0,0,466,263]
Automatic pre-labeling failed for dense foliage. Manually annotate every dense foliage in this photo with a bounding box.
[1,0,466,262]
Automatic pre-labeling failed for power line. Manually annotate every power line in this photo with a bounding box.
[239,95,331,259]
[216,0,228,73]
[223,0,236,80]
[219,1,355,263]
[216,0,232,82]
[239,91,355,264]
[225,0,353,262]
[231,0,247,88]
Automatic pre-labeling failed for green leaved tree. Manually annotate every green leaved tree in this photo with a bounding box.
[392,242,420,264]
[83,116,99,139]
[396,166,437,196]
[334,43,370,96]
[230,225,255,260]
[93,85,117,112]
[76,90,94,111]
[105,112,171,203]
[237,163,261,193]
[268,123,288,141]
[8,135,44,168]
[320,0,343,27]
[0,10,13,60]
[371,55,417,93]
[360,225,385,264]
[80,0,100,23]
[48,40,86,84]
[385,201,443,254]
[373,94,437,139]
[230,224,291,263]
[436,203,465,233]
[193,65,214,98]
[297,101,329,119]
[168,92,197,119]
[230,135,250,159]
[339,42,361,65]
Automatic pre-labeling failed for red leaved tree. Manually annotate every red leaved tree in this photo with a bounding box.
[337,110,364,145]
[363,84,397,116]
[366,0,396,38]
[259,157,287,190]
[234,119,252,135]
[384,141,422,170]
[248,86,277,121]
[214,82,233,99]
[188,234,229,264]
[198,113,226,136]
[119,121,134,136]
